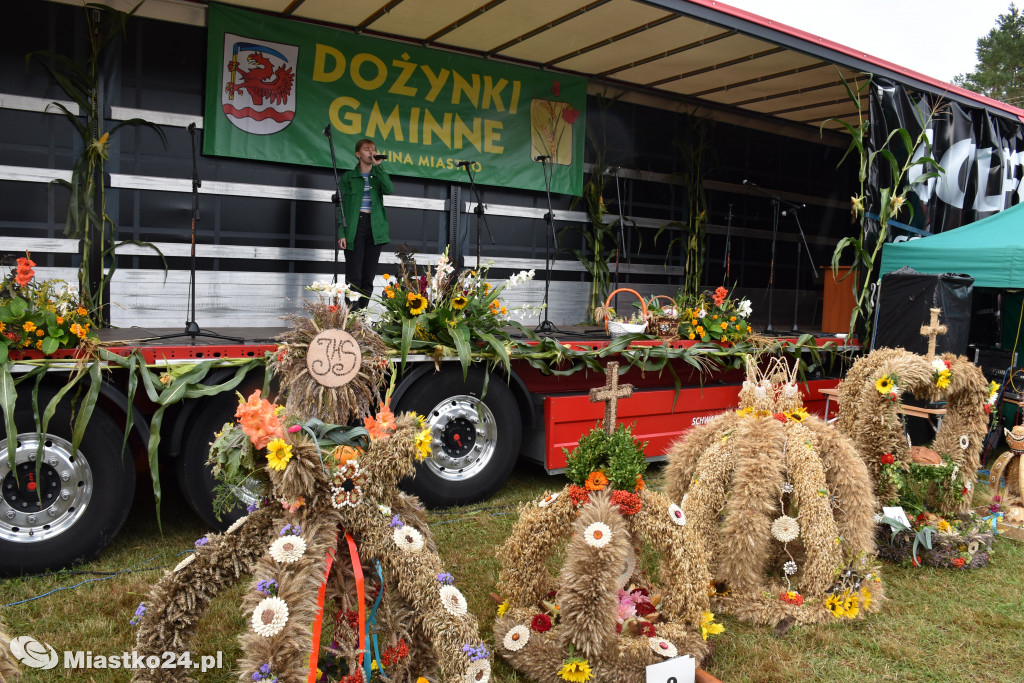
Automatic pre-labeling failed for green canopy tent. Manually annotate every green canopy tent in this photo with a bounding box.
[879,202,1024,288]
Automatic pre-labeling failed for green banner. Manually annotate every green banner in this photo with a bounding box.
[204,4,586,195]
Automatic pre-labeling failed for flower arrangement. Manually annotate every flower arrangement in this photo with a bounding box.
[564,422,648,513]
[931,358,952,389]
[675,286,752,343]
[0,254,96,361]
[375,247,533,370]
[876,511,993,569]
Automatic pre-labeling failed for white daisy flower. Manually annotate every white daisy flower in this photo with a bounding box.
[502,625,530,651]
[783,560,798,576]
[173,553,196,573]
[393,525,425,553]
[583,521,612,548]
[668,503,687,527]
[931,358,947,372]
[538,492,559,508]
[648,637,678,658]
[464,659,491,683]
[697,308,707,319]
[269,535,307,563]
[225,514,249,535]
[251,596,289,637]
[959,434,970,450]
[377,504,392,516]
[771,515,800,543]
[439,584,468,617]
[782,482,794,494]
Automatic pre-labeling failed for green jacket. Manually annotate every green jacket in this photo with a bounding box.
[338,164,394,247]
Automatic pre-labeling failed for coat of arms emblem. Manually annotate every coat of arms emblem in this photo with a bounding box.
[220,33,298,135]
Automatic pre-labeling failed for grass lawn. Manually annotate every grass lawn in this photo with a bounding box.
[2,461,1023,682]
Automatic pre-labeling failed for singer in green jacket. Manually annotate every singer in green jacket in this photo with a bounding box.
[337,137,394,310]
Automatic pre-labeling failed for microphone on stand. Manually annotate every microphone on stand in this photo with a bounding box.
[373,154,388,160]
[781,204,806,217]
[456,160,475,168]
[535,155,551,161]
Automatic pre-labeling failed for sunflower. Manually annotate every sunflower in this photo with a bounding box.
[699,611,724,640]
[824,594,844,618]
[785,407,809,422]
[557,659,593,682]
[875,375,894,394]
[451,295,468,310]
[407,294,428,315]
[265,438,293,471]
[414,428,432,461]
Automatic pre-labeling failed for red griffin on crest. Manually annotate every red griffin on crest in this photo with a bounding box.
[225,49,294,106]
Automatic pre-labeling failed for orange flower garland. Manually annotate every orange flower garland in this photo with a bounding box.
[235,389,284,449]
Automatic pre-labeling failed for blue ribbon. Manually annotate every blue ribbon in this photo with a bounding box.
[982,512,1004,534]
[865,212,932,237]
[363,560,386,681]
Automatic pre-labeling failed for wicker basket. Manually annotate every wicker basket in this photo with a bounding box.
[603,288,648,338]
[646,295,680,341]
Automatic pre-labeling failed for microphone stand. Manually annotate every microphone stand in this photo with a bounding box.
[324,124,346,287]
[534,156,560,335]
[784,203,817,333]
[460,162,494,270]
[722,203,733,282]
[766,197,779,334]
[148,123,242,345]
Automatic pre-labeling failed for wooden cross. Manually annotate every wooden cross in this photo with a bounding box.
[590,361,634,434]
[919,307,947,360]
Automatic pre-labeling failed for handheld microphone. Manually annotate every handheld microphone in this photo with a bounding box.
[456,160,475,168]
[535,155,551,161]
[322,125,332,137]
[373,154,388,160]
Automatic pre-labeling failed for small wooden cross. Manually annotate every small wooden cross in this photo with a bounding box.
[919,307,947,360]
[590,361,634,434]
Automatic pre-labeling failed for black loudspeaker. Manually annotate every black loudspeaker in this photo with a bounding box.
[872,267,973,356]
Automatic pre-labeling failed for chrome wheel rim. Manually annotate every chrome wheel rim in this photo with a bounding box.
[0,434,94,544]
[423,395,497,482]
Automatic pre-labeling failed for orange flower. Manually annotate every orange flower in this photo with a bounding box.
[234,388,284,449]
[76,307,88,316]
[635,475,646,491]
[15,256,35,287]
[585,470,608,491]
[712,286,729,306]
[364,401,396,440]
[720,323,728,330]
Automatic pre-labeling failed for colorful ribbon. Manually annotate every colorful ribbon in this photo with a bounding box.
[344,533,367,671]
[982,512,1004,534]
[363,560,385,681]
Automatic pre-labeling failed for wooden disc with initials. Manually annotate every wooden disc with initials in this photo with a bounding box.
[306,329,361,387]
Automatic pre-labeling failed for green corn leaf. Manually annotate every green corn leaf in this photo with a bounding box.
[71,361,102,458]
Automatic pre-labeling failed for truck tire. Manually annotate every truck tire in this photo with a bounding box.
[176,385,262,531]
[394,367,521,507]
[0,397,136,574]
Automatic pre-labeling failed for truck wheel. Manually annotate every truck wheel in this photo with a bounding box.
[395,368,521,507]
[0,399,135,574]
[176,388,263,531]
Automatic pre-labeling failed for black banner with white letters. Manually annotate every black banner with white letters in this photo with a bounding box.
[868,77,1024,241]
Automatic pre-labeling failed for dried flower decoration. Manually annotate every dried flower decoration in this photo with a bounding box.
[225,514,249,534]
[667,502,686,526]
[783,560,798,576]
[770,515,800,543]
[393,525,425,553]
[464,659,492,683]
[647,637,677,658]
[330,460,364,508]
[269,535,306,563]
[583,521,612,548]
[530,613,552,632]
[251,596,289,637]
[502,625,530,651]
[440,585,469,617]
[538,492,559,507]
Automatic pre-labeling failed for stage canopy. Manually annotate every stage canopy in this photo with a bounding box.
[879,201,1024,289]
[117,0,1024,145]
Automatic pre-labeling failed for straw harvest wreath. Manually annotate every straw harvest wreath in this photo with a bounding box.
[131,298,490,683]
[493,363,717,682]
[835,346,990,516]
[664,356,882,627]
[0,618,17,681]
